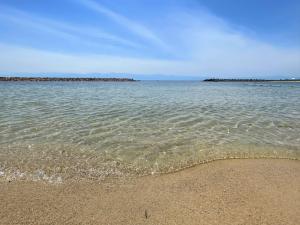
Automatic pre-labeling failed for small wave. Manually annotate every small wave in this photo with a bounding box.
[0,143,298,183]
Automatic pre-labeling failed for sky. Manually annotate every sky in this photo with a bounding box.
[0,0,299,79]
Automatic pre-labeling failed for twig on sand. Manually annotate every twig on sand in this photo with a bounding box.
[145,209,149,219]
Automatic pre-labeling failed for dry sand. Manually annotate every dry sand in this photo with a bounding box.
[0,159,299,225]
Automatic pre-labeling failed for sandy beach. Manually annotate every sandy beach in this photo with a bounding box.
[0,159,299,225]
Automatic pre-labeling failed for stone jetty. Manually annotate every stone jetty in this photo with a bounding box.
[203,78,300,82]
[0,77,136,82]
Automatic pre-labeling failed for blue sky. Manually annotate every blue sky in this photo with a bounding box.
[0,0,299,79]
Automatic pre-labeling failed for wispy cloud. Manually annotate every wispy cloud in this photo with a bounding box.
[0,43,189,75]
[0,41,299,77]
[0,5,141,49]
[74,0,169,50]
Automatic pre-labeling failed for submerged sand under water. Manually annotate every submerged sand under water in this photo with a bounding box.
[0,143,299,183]
[0,159,299,225]
[0,81,300,182]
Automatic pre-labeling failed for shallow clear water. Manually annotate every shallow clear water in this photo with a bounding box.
[0,81,299,182]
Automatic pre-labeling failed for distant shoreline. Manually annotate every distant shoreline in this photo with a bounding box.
[0,77,137,82]
[203,78,300,82]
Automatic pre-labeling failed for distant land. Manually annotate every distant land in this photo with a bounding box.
[203,78,300,82]
[0,77,136,82]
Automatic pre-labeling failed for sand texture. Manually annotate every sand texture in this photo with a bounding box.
[0,159,299,225]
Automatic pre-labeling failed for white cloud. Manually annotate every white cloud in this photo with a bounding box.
[74,0,169,50]
[0,42,299,77]
[0,43,191,75]
[143,8,300,77]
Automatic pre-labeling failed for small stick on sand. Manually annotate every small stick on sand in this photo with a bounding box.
[145,209,149,219]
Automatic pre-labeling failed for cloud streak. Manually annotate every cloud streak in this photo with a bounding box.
[74,0,169,50]
[0,43,190,75]
[0,5,141,49]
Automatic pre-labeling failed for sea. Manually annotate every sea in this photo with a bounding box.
[0,81,299,183]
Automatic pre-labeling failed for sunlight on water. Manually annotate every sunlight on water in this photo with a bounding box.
[0,81,299,182]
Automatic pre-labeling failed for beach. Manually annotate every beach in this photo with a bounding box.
[1,81,299,224]
[1,0,300,224]
[1,159,299,225]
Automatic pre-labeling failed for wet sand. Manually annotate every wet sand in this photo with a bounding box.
[0,159,299,225]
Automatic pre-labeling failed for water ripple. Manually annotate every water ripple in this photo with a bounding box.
[0,81,300,182]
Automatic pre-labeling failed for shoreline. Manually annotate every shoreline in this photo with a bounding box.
[1,158,299,225]
[1,154,298,184]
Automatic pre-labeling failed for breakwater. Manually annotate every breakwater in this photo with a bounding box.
[203,78,300,82]
[0,76,136,82]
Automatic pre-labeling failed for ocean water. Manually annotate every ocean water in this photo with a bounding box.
[0,81,299,182]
